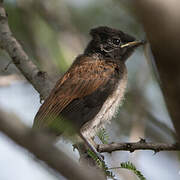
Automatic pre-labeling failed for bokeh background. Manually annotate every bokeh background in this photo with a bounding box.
[0,0,179,179]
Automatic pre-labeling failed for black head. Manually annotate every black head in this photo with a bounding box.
[84,26,144,62]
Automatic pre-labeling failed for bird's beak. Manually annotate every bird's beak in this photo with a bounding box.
[120,40,146,48]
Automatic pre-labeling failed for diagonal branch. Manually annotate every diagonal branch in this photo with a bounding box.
[0,2,104,178]
[0,2,53,99]
[0,109,105,180]
[98,140,180,153]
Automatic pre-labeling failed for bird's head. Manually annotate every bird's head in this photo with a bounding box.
[85,26,145,61]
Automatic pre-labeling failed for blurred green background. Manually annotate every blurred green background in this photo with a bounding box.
[0,0,179,180]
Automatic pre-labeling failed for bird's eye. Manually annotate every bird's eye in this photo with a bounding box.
[112,38,121,45]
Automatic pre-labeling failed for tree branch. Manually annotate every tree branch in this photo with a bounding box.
[0,2,53,99]
[134,0,180,141]
[0,2,101,174]
[0,109,105,180]
[98,140,180,153]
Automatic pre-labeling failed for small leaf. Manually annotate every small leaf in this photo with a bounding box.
[87,150,116,179]
[97,128,109,144]
[120,161,146,180]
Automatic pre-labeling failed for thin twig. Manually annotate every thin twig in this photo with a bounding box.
[3,60,12,71]
[98,139,180,153]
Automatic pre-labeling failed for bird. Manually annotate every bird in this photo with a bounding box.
[33,26,145,160]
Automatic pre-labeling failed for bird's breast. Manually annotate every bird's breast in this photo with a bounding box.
[81,66,128,138]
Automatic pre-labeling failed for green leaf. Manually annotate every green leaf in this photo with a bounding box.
[119,161,146,180]
[87,150,115,179]
[97,128,109,144]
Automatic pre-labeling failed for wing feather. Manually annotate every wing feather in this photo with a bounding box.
[33,56,115,131]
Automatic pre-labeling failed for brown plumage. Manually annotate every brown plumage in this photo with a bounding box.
[33,26,144,158]
[34,55,123,132]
